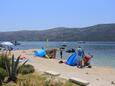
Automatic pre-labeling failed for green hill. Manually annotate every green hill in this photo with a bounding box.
[0,24,115,41]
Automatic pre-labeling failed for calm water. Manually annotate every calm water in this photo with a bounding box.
[14,41,115,68]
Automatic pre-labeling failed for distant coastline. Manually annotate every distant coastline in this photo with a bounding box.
[0,23,115,41]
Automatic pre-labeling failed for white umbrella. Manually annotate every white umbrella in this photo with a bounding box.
[1,42,14,46]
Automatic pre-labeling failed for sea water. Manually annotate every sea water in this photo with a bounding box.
[14,41,115,68]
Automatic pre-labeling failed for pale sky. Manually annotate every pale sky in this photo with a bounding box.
[0,0,115,31]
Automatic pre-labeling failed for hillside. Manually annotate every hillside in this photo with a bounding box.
[0,24,115,41]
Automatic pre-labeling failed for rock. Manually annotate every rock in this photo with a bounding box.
[111,81,115,84]
[69,77,89,86]
[85,72,89,74]
[96,78,99,80]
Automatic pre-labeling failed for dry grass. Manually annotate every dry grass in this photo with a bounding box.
[3,73,79,86]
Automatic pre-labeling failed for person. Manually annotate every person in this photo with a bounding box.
[60,48,63,59]
[58,48,64,64]
[77,46,85,68]
[83,54,93,68]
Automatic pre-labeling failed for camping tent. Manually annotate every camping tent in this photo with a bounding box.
[34,49,46,57]
[66,52,80,66]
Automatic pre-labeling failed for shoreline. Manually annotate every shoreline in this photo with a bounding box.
[12,49,115,86]
[13,48,115,69]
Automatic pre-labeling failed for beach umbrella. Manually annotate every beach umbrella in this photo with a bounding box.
[1,42,14,46]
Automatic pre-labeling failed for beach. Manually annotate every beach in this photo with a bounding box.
[13,49,115,86]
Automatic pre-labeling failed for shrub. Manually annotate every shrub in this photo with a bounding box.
[0,54,10,69]
[4,73,79,86]
[0,54,28,82]
[0,67,7,81]
[18,64,35,75]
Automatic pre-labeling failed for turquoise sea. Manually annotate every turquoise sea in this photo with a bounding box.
[14,41,115,68]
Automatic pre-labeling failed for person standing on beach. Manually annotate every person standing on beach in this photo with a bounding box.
[77,46,85,68]
[60,48,63,59]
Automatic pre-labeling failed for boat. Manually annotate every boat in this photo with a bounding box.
[77,41,86,44]
[61,44,67,47]
[11,41,21,46]
[66,48,75,53]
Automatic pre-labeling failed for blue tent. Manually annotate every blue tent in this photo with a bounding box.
[34,49,46,57]
[66,52,80,66]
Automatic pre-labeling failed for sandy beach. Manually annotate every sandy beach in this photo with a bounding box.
[13,49,115,86]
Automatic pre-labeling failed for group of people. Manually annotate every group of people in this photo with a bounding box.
[59,46,92,68]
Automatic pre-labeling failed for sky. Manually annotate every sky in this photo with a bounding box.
[0,0,115,31]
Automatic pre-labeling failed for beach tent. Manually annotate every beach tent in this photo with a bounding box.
[66,52,79,66]
[34,49,46,57]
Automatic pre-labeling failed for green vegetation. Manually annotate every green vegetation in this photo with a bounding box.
[0,54,10,70]
[3,73,79,86]
[0,68,7,81]
[0,53,79,86]
[5,55,28,82]
[18,64,35,75]
[0,53,29,85]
